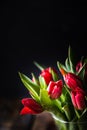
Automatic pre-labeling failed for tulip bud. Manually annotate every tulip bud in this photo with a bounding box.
[76,62,87,83]
[76,61,82,72]
[40,67,57,85]
[71,91,86,110]
[20,98,43,115]
[47,80,63,99]
[64,73,82,90]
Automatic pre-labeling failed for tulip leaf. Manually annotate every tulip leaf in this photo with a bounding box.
[50,68,59,81]
[77,63,85,80]
[57,61,67,75]
[65,58,70,71]
[34,61,44,71]
[18,72,40,101]
[39,76,47,89]
[78,108,87,122]
[68,45,76,72]
[40,89,53,110]
[53,99,63,113]
[31,73,39,85]
[84,57,87,64]
[62,104,75,121]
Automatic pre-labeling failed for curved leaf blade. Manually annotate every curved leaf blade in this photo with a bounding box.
[19,72,40,101]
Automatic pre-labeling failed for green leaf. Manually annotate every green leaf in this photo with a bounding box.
[29,91,39,102]
[78,108,87,122]
[53,99,63,113]
[65,58,70,71]
[80,56,84,62]
[68,45,75,72]
[77,63,85,80]
[57,61,67,75]
[74,109,81,119]
[62,104,73,121]
[40,89,53,110]
[60,87,67,102]
[39,76,47,89]
[84,57,87,64]
[31,73,39,85]
[34,61,44,71]
[50,68,59,81]
[18,72,40,101]
[64,85,71,95]
[40,90,67,121]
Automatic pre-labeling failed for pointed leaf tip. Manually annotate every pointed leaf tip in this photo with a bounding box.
[34,61,44,71]
[57,61,67,76]
[18,71,22,78]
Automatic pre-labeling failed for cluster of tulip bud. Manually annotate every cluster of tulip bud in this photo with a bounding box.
[19,46,87,122]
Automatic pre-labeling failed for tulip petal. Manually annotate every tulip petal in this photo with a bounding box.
[64,73,82,90]
[51,85,62,99]
[71,92,78,109]
[22,98,43,113]
[75,93,86,110]
[47,80,63,99]
[20,106,38,115]
[71,91,86,110]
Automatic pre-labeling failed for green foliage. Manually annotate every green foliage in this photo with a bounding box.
[18,72,40,102]
[39,76,47,89]
[18,45,87,123]
[40,89,53,110]
[77,63,85,80]
[50,68,59,81]
[34,61,44,70]
[65,58,70,71]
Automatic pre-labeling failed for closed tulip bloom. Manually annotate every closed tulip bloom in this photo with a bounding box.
[40,68,53,85]
[64,73,82,90]
[75,87,86,95]
[71,91,86,110]
[47,80,63,99]
[40,67,57,85]
[20,98,43,115]
[76,62,87,83]
[76,61,82,72]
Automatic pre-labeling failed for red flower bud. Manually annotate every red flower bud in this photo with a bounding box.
[71,91,86,110]
[64,73,82,90]
[76,61,82,72]
[47,80,63,99]
[40,67,57,85]
[76,62,87,83]
[20,98,43,115]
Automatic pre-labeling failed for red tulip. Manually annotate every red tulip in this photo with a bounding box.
[76,62,82,72]
[40,67,58,85]
[76,62,87,83]
[47,80,63,99]
[71,91,86,110]
[20,98,43,115]
[64,73,82,90]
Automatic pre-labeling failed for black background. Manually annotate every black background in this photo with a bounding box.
[1,1,87,99]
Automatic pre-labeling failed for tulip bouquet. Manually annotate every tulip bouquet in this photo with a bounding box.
[19,46,87,130]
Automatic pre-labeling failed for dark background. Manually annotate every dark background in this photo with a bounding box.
[1,1,87,99]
